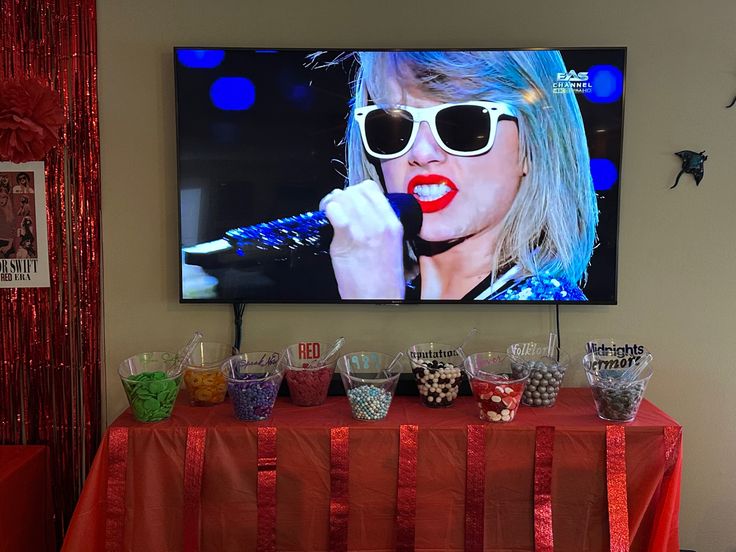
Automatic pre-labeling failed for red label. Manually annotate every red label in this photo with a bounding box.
[298,342,321,359]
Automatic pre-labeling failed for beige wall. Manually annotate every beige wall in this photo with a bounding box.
[98,1,736,549]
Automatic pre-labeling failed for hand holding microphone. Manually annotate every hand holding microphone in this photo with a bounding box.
[321,180,410,300]
[212,182,422,286]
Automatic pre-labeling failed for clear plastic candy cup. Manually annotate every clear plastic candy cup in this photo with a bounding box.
[583,340,653,422]
[464,352,527,423]
[338,352,405,421]
[283,340,342,406]
[183,342,237,406]
[119,352,183,423]
[407,342,465,408]
[507,341,569,407]
[222,352,283,421]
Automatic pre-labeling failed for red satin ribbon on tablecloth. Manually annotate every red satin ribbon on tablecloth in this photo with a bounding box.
[183,427,207,552]
[105,427,128,552]
[396,424,418,552]
[257,427,278,552]
[534,426,555,552]
[465,425,485,552]
[330,427,349,552]
[606,425,630,552]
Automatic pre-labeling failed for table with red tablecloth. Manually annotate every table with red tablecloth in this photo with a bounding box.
[0,445,54,552]
[63,388,681,551]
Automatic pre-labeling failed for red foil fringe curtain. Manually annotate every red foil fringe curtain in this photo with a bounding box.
[0,0,103,544]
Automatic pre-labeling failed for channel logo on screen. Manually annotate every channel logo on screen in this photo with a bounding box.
[553,70,592,94]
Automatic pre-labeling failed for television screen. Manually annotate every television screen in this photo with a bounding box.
[176,47,624,304]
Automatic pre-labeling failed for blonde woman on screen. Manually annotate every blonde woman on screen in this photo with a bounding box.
[320,50,597,301]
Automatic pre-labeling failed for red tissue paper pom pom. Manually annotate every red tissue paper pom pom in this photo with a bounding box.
[0,78,66,163]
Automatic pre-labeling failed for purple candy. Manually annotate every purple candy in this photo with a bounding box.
[228,373,279,421]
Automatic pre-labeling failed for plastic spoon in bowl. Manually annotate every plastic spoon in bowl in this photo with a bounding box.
[172,330,203,376]
[308,336,345,369]
[620,351,653,382]
[380,351,405,378]
[456,327,479,358]
[547,332,559,356]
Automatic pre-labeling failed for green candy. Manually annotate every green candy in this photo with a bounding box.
[134,388,153,399]
[123,371,181,422]
[132,398,146,413]
[143,398,161,411]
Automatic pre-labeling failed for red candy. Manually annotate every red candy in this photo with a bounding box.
[470,378,525,423]
[285,364,333,406]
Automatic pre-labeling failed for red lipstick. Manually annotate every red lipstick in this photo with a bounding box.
[407,174,458,213]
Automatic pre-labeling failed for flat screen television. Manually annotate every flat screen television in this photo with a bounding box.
[176,47,624,304]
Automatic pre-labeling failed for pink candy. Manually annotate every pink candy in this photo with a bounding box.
[285,363,333,406]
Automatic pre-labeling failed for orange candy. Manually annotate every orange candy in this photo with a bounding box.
[184,367,227,405]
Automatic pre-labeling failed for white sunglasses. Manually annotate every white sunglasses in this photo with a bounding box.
[354,100,517,160]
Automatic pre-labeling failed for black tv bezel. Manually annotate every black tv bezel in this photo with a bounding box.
[174,46,625,306]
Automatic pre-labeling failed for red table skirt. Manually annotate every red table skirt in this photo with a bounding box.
[0,445,54,552]
[63,388,681,551]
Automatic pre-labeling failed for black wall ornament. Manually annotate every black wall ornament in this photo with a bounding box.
[671,150,707,189]
[727,95,736,108]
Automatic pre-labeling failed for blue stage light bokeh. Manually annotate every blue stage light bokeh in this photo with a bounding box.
[585,65,624,104]
[210,77,256,111]
[590,158,618,191]
[177,49,225,69]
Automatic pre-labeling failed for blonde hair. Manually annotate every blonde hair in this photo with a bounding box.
[344,50,597,286]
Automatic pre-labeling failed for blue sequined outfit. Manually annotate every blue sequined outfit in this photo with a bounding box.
[488,272,587,301]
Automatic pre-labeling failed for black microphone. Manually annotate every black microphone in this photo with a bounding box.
[184,193,422,269]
